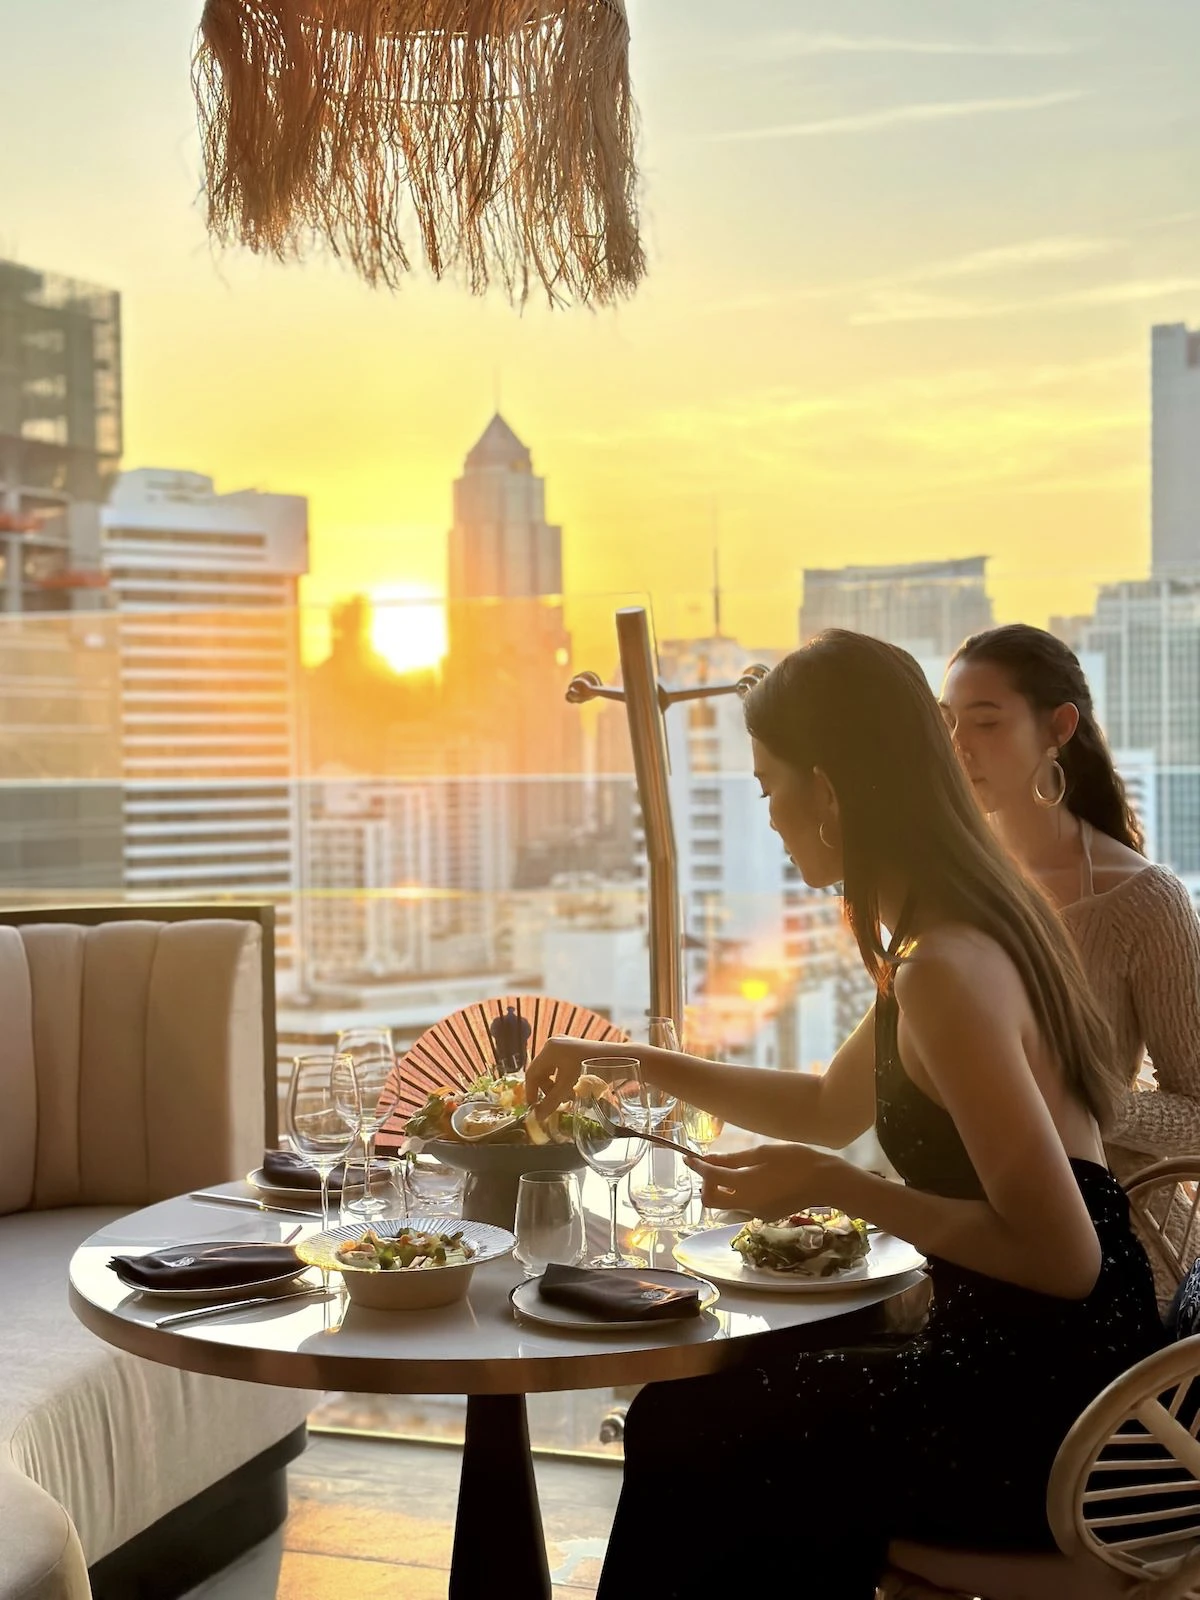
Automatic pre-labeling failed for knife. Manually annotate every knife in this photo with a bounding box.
[188,1190,319,1220]
[155,1285,331,1330]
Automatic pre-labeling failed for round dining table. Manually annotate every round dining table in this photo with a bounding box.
[69,1185,926,1600]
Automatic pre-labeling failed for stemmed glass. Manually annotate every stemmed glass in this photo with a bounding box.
[286,1052,361,1231]
[614,1017,679,1129]
[574,1057,647,1269]
[335,1027,397,1219]
[681,1102,727,1232]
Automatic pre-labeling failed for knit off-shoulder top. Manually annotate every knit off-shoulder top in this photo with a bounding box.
[1062,823,1200,1170]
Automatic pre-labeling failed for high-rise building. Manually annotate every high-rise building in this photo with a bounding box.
[102,468,308,985]
[1151,323,1200,578]
[0,259,121,613]
[443,415,582,864]
[800,556,994,658]
[0,258,124,901]
[1075,579,1200,873]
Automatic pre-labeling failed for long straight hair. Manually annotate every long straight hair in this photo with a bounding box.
[951,623,1145,853]
[744,630,1123,1128]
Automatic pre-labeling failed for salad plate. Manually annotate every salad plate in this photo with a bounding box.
[672,1224,925,1295]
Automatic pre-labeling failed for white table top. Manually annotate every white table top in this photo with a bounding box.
[69,1186,926,1397]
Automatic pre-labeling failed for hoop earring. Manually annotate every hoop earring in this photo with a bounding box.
[819,821,837,850]
[1032,748,1066,808]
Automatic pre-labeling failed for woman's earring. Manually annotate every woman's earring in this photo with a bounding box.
[818,821,837,850]
[1032,747,1066,808]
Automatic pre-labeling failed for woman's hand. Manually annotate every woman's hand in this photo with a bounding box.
[525,1036,619,1116]
[688,1142,847,1221]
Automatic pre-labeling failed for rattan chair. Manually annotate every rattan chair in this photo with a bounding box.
[1123,1160,1200,1298]
[879,1333,1200,1599]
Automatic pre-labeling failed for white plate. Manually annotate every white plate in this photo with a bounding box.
[511,1268,720,1332]
[246,1168,323,1204]
[296,1214,515,1274]
[672,1225,925,1294]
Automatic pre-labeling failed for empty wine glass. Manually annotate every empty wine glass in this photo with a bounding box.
[681,1102,727,1232]
[286,1053,361,1231]
[574,1057,646,1268]
[335,1026,397,1219]
[614,1017,680,1129]
[513,1172,586,1279]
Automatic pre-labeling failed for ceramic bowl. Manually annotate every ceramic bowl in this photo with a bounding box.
[296,1215,514,1311]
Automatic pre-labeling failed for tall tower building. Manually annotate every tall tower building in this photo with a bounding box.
[0,258,124,899]
[800,556,994,661]
[102,468,308,987]
[1152,323,1200,578]
[443,414,582,866]
[1076,579,1200,873]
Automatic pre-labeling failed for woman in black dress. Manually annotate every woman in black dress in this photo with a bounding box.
[528,630,1163,1599]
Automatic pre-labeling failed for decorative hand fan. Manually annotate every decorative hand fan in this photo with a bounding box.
[193,0,644,306]
[376,994,626,1149]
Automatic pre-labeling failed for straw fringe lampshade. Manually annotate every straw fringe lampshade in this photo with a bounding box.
[193,0,645,305]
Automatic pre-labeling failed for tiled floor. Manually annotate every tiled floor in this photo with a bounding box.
[186,1432,621,1599]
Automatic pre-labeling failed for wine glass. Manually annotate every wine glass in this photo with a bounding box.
[574,1057,647,1268]
[614,1017,679,1129]
[681,1103,727,1232]
[513,1172,586,1279]
[335,1026,397,1219]
[286,1052,361,1231]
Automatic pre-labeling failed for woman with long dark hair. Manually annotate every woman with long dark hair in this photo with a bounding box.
[943,623,1200,1181]
[528,630,1161,1599]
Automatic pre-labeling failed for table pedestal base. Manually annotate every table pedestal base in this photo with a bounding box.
[451,1394,551,1599]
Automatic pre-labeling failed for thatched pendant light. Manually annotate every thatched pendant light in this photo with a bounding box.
[193,0,645,306]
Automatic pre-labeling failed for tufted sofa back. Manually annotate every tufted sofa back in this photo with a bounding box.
[0,919,265,1215]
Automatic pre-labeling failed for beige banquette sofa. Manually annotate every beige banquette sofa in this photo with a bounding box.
[0,906,312,1600]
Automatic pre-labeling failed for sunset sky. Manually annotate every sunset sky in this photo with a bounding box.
[3,0,1199,669]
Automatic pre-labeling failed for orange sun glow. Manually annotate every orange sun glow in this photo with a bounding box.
[370,588,448,675]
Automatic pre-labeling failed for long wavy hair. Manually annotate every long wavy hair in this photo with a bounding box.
[744,629,1123,1128]
[950,623,1144,854]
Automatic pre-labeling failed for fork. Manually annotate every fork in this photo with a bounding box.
[594,1102,695,1159]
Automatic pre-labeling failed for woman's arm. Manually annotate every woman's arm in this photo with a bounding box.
[526,1003,878,1149]
[696,942,1102,1300]
[1112,870,1200,1157]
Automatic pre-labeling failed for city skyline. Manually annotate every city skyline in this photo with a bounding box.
[4,1,1200,672]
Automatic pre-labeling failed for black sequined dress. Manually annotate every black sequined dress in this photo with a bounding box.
[596,990,1164,1599]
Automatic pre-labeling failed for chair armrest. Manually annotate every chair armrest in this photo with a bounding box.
[0,1461,90,1600]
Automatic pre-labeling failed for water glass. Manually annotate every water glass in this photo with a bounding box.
[513,1172,586,1279]
[338,1158,408,1227]
[628,1144,693,1229]
[405,1153,465,1217]
[286,1052,361,1231]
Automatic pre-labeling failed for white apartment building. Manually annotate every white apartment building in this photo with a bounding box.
[1152,323,1200,579]
[102,468,307,985]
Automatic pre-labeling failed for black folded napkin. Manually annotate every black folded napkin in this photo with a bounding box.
[537,1264,701,1323]
[261,1148,349,1192]
[109,1242,301,1293]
